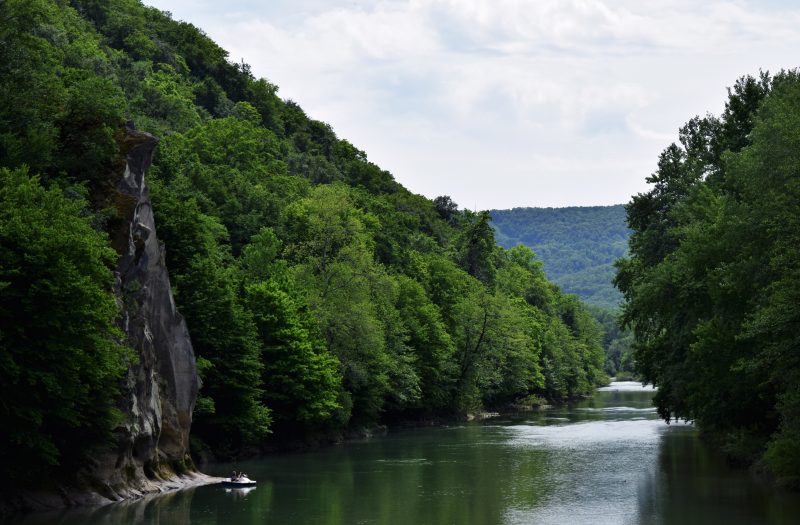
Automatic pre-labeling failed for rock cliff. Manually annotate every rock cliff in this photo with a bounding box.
[86,124,202,501]
[2,126,218,514]
[19,125,210,509]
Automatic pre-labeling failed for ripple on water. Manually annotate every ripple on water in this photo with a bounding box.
[374,458,433,466]
[576,406,657,413]
[505,419,674,450]
[597,381,656,392]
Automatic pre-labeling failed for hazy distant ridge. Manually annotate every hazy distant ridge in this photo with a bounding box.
[489,205,629,308]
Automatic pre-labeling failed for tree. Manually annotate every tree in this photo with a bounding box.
[0,168,128,482]
[239,227,341,431]
[245,280,341,431]
[457,210,497,287]
[0,0,124,180]
[433,195,459,224]
[616,71,800,482]
[394,275,455,413]
[285,184,391,425]
[174,255,271,454]
[148,181,271,454]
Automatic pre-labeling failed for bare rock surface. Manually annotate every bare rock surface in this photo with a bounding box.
[95,124,199,499]
[5,125,204,513]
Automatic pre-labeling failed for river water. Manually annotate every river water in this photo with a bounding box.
[12,382,800,524]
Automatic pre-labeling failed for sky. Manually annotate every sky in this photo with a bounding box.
[142,0,800,209]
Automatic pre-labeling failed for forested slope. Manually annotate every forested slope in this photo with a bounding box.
[0,0,608,490]
[490,206,628,308]
[617,71,800,486]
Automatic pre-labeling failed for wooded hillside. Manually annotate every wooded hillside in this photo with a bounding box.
[490,205,628,308]
[0,0,608,483]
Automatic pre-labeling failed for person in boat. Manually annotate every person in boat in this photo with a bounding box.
[231,470,239,481]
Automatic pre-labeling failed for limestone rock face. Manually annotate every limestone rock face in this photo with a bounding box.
[0,126,211,514]
[87,125,199,501]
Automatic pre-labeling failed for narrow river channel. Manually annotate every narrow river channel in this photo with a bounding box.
[12,382,800,524]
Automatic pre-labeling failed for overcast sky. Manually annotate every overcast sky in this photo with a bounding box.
[142,0,800,209]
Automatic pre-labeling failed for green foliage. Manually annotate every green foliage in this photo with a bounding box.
[149,114,291,254]
[133,64,202,135]
[245,280,341,429]
[285,184,392,424]
[0,168,128,483]
[147,179,272,453]
[588,306,635,378]
[456,210,497,288]
[0,0,124,180]
[617,70,800,480]
[433,195,459,224]
[173,255,271,453]
[394,274,455,412]
[2,0,611,465]
[490,205,629,308]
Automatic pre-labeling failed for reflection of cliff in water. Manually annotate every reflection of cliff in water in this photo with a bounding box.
[15,482,269,525]
[636,425,800,525]
[14,487,194,525]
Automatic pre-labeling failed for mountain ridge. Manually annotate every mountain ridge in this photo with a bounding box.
[490,204,629,309]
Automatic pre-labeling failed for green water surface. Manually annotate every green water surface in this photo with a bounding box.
[11,382,800,524]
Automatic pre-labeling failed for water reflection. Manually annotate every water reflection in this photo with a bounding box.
[635,426,800,525]
[223,486,257,497]
[597,381,656,393]
[9,382,800,525]
[9,488,201,525]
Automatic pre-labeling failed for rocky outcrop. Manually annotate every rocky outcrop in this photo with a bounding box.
[0,125,212,514]
[81,124,202,502]
[30,124,210,508]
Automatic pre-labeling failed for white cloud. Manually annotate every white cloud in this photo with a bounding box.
[143,0,800,208]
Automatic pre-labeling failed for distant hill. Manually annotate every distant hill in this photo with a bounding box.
[490,205,629,309]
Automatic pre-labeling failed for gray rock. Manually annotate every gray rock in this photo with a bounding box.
[2,126,206,514]
[96,125,199,497]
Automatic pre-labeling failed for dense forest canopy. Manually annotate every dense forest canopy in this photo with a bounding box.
[0,0,608,483]
[490,206,635,378]
[616,70,800,486]
[490,205,628,309]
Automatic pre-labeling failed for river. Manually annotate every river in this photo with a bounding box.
[11,382,800,524]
